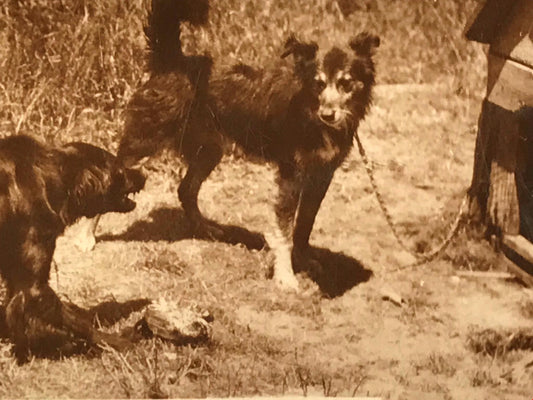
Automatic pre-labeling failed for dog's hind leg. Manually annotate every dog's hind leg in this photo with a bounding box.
[6,284,132,363]
[178,137,223,226]
[178,132,267,250]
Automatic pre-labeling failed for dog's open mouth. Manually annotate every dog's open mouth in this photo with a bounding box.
[317,109,353,130]
[114,168,146,212]
[318,116,346,130]
[116,186,143,212]
[118,191,138,212]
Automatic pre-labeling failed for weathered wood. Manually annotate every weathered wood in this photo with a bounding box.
[488,161,520,234]
[468,100,493,223]
[487,55,533,111]
[466,0,533,277]
[500,254,533,287]
[491,0,533,68]
[464,0,517,44]
[503,235,533,267]
[501,235,533,287]
[481,103,521,234]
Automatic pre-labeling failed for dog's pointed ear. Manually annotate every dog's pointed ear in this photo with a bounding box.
[349,32,380,56]
[281,34,318,62]
[281,34,299,59]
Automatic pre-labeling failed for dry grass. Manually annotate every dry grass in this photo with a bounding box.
[467,328,533,358]
[2,0,533,399]
[0,0,485,145]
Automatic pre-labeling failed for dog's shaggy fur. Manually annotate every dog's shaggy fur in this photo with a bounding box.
[0,134,145,363]
[115,0,379,289]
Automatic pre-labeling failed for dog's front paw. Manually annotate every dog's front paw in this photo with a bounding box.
[266,232,300,291]
[272,266,300,291]
[273,271,300,291]
[292,246,323,278]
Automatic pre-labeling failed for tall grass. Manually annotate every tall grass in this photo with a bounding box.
[0,0,485,146]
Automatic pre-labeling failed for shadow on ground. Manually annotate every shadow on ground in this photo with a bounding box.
[98,207,191,243]
[299,246,373,298]
[99,207,266,250]
[99,207,373,297]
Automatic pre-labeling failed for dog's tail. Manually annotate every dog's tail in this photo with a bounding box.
[144,0,209,73]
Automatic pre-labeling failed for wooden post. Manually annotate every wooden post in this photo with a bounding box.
[468,101,521,235]
[468,100,493,225]
[468,52,533,236]
[466,0,533,282]
[486,106,521,235]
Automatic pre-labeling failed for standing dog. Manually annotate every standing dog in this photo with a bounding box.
[0,134,145,363]
[93,0,379,290]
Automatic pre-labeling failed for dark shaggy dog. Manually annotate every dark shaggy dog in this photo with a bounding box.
[0,134,145,363]
[109,0,378,290]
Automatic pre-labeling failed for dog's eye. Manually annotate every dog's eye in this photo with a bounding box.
[337,78,353,92]
[314,77,326,92]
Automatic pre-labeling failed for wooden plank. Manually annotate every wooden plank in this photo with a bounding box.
[502,234,533,287]
[491,0,533,68]
[456,270,514,279]
[488,159,520,234]
[483,103,521,235]
[503,234,533,265]
[464,0,517,44]
[487,55,533,111]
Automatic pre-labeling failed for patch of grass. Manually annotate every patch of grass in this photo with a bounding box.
[519,299,533,320]
[413,353,457,378]
[467,328,533,358]
[470,368,501,388]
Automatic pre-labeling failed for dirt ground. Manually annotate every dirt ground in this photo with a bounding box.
[1,83,532,399]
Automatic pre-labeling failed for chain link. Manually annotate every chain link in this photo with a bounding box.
[353,131,468,270]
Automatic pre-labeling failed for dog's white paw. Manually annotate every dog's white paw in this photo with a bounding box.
[266,228,300,291]
[273,271,300,292]
[272,258,300,291]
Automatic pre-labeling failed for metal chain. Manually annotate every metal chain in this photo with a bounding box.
[53,259,60,290]
[353,131,468,270]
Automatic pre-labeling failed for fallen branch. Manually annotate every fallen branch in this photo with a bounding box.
[456,271,514,279]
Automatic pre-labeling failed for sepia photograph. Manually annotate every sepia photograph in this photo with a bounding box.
[0,0,532,398]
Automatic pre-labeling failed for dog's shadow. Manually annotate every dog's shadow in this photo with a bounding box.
[99,207,372,297]
[298,247,373,297]
[99,207,264,249]
[99,207,192,243]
